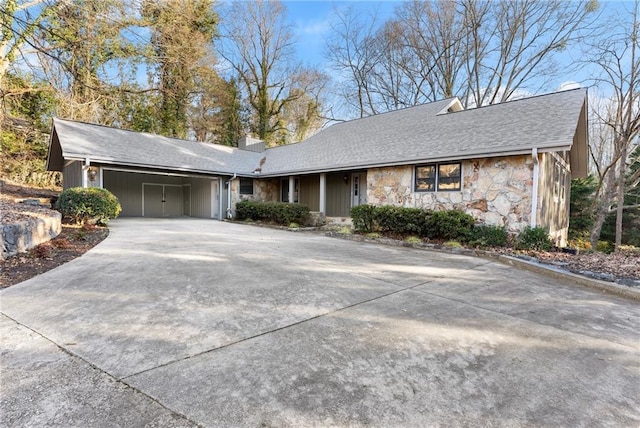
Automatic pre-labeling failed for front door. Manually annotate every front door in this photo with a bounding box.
[351,173,366,207]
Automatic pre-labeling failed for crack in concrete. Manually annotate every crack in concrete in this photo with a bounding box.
[0,313,203,428]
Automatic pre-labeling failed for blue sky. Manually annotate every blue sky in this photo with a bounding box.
[285,1,398,68]
[282,0,634,93]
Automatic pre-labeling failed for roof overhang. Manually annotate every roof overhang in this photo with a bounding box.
[255,144,574,177]
[60,154,240,178]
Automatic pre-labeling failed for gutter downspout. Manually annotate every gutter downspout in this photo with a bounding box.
[531,148,539,227]
[226,173,237,219]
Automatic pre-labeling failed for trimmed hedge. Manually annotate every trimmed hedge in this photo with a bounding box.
[424,209,475,240]
[351,205,475,240]
[235,200,310,225]
[56,187,121,225]
[375,205,430,236]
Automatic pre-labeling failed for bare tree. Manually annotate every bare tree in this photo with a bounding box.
[325,4,383,118]
[327,0,599,118]
[587,0,640,250]
[218,0,326,144]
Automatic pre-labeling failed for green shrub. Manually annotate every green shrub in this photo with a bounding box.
[596,240,614,253]
[468,224,509,247]
[516,226,553,251]
[351,204,377,233]
[374,205,429,236]
[56,187,121,225]
[235,200,310,226]
[425,210,475,240]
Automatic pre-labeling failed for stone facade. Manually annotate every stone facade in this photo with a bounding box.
[367,156,535,233]
[230,178,279,210]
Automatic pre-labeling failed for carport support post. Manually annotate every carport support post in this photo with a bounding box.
[319,173,326,214]
[288,176,295,203]
[81,157,90,188]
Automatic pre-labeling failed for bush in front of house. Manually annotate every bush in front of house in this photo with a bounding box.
[374,205,430,236]
[515,226,553,251]
[351,205,430,236]
[56,187,121,225]
[424,209,475,241]
[467,224,509,248]
[351,204,377,233]
[235,200,310,226]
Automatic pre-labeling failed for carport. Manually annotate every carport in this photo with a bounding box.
[46,118,264,219]
[102,169,223,219]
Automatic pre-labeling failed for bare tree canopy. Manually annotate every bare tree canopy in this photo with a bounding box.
[327,0,599,118]
[586,0,640,250]
[217,0,327,145]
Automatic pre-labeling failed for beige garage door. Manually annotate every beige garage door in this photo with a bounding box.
[143,184,183,217]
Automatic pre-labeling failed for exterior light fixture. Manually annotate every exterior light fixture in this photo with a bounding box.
[87,166,98,182]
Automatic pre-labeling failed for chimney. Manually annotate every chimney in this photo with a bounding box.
[238,135,266,153]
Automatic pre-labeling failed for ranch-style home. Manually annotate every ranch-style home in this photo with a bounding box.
[46,88,588,246]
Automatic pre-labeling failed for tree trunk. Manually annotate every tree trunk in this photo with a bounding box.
[615,142,628,250]
[590,169,617,249]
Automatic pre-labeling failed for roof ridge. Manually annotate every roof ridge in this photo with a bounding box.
[449,87,587,115]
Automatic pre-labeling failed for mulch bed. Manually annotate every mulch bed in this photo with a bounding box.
[0,225,108,288]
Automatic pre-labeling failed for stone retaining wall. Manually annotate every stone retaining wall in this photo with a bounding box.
[1,211,62,260]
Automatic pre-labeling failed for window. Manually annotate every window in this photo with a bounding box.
[553,161,567,202]
[415,163,461,192]
[281,178,299,202]
[239,177,254,195]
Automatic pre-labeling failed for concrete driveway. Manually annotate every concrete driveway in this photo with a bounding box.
[1,218,639,427]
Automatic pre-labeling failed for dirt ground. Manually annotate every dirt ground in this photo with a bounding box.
[1,182,638,288]
[1,182,108,288]
[0,224,108,288]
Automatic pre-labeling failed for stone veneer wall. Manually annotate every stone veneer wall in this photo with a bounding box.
[1,211,62,260]
[367,155,535,233]
[230,178,279,210]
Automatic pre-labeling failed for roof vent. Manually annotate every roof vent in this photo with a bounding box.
[437,98,464,115]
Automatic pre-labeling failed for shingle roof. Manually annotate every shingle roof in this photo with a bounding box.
[49,88,587,177]
[50,119,263,175]
[258,88,587,175]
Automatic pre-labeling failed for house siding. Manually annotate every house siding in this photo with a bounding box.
[537,152,570,246]
[326,172,351,217]
[62,161,82,190]
[189,177,214,218]
[299,175,320,211]
[367,156,535,233]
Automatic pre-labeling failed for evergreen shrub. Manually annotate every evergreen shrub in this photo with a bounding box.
[235,201,310,225]
[516,226,553,251]
[56,187,121,225]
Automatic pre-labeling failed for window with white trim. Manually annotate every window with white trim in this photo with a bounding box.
[239,177,254,195]
[415,162,461,192]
